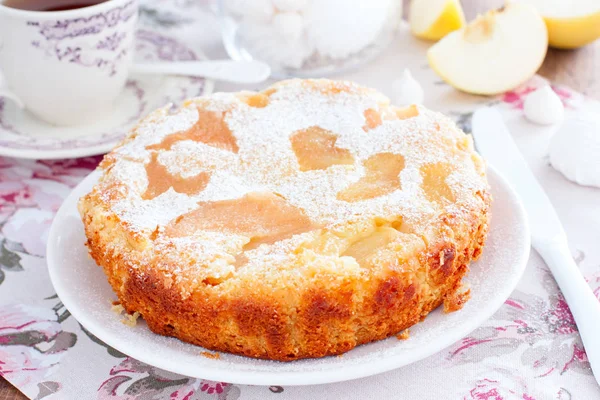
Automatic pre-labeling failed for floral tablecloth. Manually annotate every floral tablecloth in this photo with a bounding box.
[2,1,600,399]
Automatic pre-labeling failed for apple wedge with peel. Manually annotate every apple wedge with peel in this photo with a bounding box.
[410,0,466,41]
[428,3,548,95]
[521,0,600,49]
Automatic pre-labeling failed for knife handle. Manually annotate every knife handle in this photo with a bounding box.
[536,238,600,382]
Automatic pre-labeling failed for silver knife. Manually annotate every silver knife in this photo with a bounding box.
[472,107,600,385]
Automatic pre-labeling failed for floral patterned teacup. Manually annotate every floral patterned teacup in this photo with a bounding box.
[0,0,138,126]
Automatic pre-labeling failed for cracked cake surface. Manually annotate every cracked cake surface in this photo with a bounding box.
[79,79,491,361]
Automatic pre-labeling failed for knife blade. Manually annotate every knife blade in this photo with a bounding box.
[472,107,600,385]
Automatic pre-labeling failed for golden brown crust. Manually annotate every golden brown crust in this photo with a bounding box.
[81,194,489,360]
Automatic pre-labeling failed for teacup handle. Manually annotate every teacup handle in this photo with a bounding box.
[0,36,25,109]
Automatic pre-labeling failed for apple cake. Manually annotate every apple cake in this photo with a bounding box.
[79,79,491,361]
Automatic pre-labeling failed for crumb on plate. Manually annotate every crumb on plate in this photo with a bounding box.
[201,351,221,360]
[443,288,471,313]
[121,311,141,327]
[111,303,125,314]
[396,329,410,340]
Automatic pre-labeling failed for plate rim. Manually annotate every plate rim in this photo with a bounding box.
[47,165,531,386]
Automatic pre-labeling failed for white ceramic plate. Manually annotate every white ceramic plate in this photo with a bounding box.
[0,29,213,160]
[47,166,530,386]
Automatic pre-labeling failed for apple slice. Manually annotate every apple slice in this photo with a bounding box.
[521,0,600,49]
[427,3,548,95]
[410,0,466,41]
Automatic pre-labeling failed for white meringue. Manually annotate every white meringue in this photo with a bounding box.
[271,0,308,12]
[224,0,247,16]
[239,19,313,69]
[304,0,392,59]
[272,12,305,43]
[392,69,424,105]
[523,85,565,125]
[240,0,274,23]
[549,112,600,188]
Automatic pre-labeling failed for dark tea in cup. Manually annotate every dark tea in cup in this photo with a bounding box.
[2,0,108,12]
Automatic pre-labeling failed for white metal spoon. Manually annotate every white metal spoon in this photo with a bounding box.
[131,60,271,84]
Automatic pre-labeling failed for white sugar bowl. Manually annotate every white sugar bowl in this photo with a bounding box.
[219,0,400,77]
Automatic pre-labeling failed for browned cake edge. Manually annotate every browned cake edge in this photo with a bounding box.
[79,188,490,361]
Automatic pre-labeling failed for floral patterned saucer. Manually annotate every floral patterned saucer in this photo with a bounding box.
[0,29,213,160]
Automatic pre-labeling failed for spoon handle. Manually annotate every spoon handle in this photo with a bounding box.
[131,60,271,84]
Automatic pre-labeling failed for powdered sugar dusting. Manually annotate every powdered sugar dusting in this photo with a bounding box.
[112,189,199,232]
[114,106,200,161]
[93,79,488,277]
